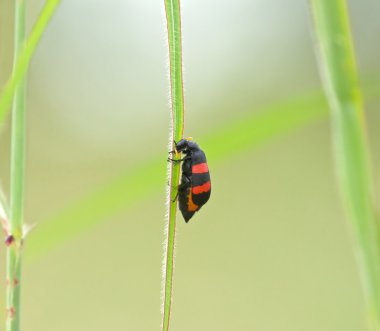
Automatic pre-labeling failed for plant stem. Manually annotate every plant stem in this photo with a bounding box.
[310,1,380,329]
[6,0,27,330]
[0,0,61,126]
[162,1,185,330]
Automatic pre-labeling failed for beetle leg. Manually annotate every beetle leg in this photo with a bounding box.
[167,157,186,163]
[178,176,191,191]
[172,177,191,202]
[171,191,179,202]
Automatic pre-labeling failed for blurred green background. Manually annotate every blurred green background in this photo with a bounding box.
[0,0,380,330]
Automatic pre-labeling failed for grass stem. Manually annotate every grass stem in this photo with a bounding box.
[6,0,27,330]
[310,1,380,329]
[162,0,185,330]
[0,0,61,125]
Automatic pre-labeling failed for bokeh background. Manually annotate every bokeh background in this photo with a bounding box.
[0,0,380,330]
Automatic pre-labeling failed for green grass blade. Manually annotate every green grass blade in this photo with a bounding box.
[25,90,328,260]
[27,160,165,260]
[0,0,61,125]
[163,0,185,330]
[24,81,380,263]
[6,0,27,330]
[310,1,380,329]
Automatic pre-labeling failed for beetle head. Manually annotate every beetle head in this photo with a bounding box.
[175,139,189,153]
[175,137,199,154]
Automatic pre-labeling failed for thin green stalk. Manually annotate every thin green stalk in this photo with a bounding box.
[310,1,380,329]
[163,1,184,330]
[6,0,27,330]
[0,0,61,125]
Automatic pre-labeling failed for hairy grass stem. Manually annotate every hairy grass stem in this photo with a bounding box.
[6,0,27,330]
[163,0,185,330]
[310,1,380,329]
[0,0,61,125]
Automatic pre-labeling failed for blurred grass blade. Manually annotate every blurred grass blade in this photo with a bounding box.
[163,0,185,330]
[310,1,380,329]
[202,92,326,161]
[26,90,328,260]
[6,0,27,330]
[25,81,380,263]
[0,0,61,125]
[26,160,164,260]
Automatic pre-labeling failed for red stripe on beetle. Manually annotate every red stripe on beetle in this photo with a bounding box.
[192,163,209,174]
[192,181,211,194]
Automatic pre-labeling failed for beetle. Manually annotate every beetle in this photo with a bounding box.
[169,138,211,222]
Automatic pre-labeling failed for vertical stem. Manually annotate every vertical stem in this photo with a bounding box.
[310,1,380,329]
[0,0,61,125]
[6,0,26,330]
[162,1,185,330]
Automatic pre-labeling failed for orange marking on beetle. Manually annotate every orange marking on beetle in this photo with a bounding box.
[192,163,209,174]
[187,190,199,212]
[192,181,211,194]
